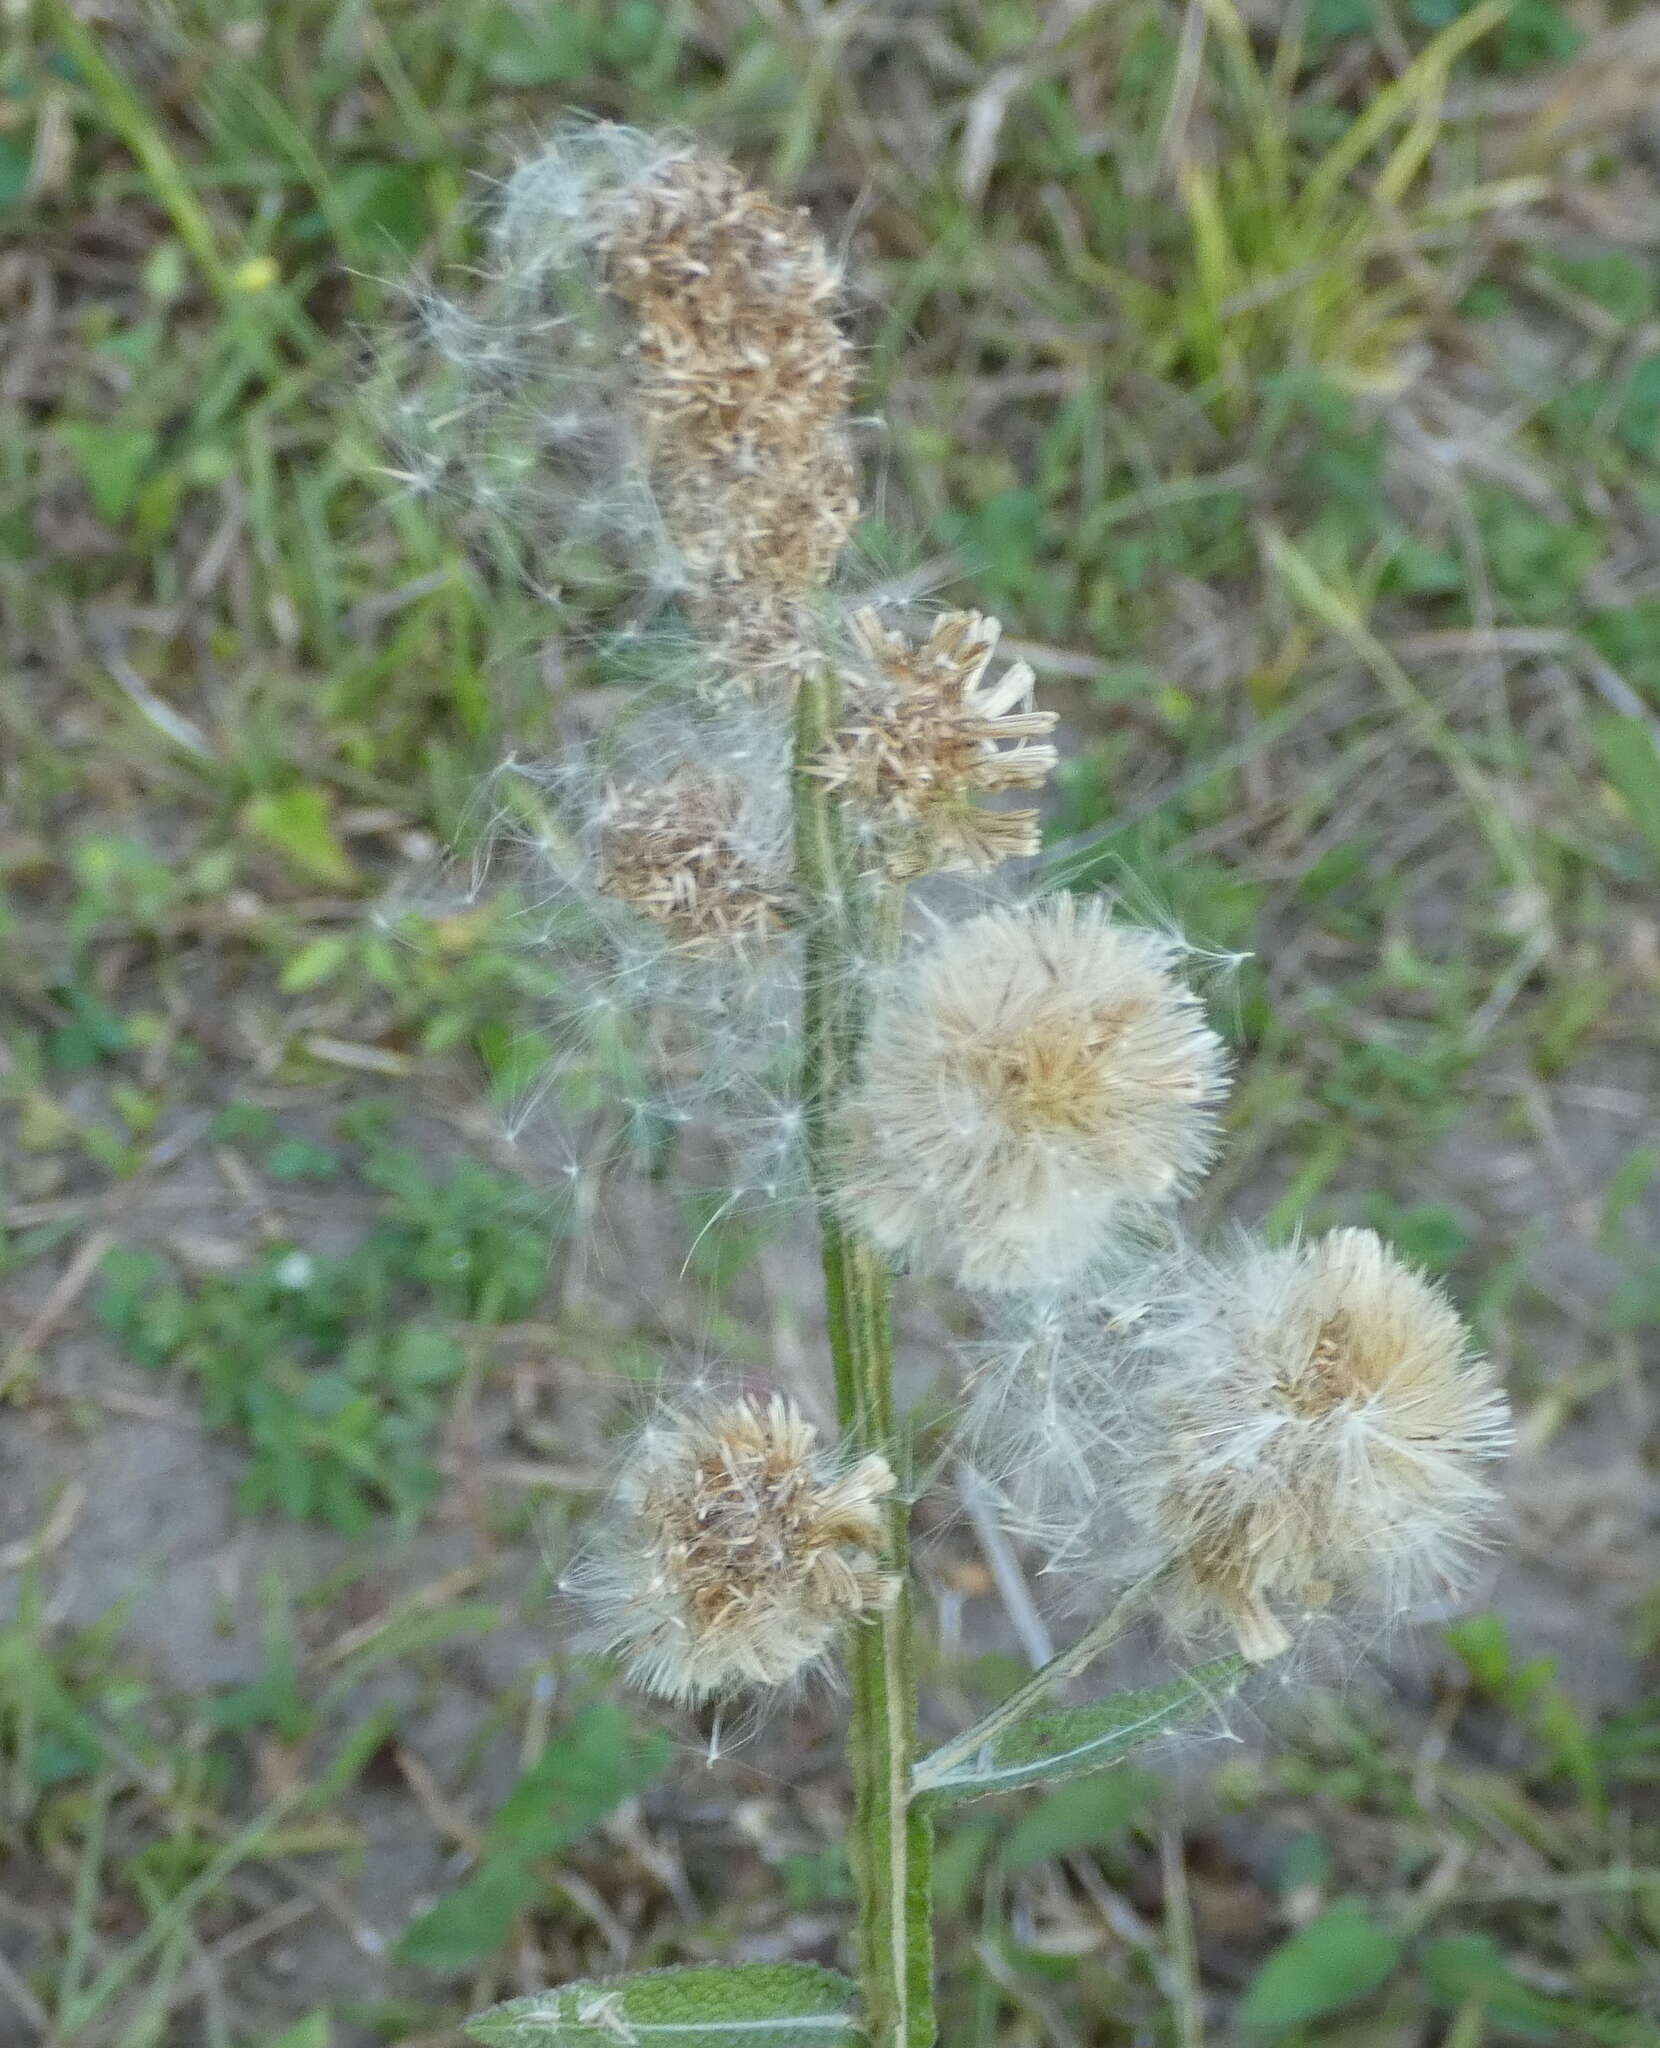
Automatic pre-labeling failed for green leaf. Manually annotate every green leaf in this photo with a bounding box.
[464,1964,859,2048]
[1421,1933,1652,2044]
[915,1657,1246,1801]
[280,934,354,992]
[257,2015,333,2048]
[1239,1899,1402,2034]
[930,1818,997,1912]
[1420,1934,1559,2031]
[478,5,594,83]
[242,787,358,887]
[331,163,432,253]
[400,1706,671,1970]
[1001,1764,1158,1869]
[1592,715,1660,869]
[0,132,32,207]
[397,1858,541,1975]
[58,421,159,521]
[490,1703,671,1854]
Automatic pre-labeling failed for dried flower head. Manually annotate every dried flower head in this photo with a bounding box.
[602,148,859,610]
[1128,1229,1512,1661]
[433,710,805,1195]
[595,772,795,948]
[815,609,1058,877]
[834,896,1228,1293]
[377,127,854,694]
[571,1394,897,1702]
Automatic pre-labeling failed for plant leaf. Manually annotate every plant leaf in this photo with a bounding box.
[1001,1764,1159,1869]
[464,1964,859,2048]
[59,421,158,522]
[1592,714,1660,870]
[400,1705,671,1971]
[914,1656,1245,1801]
[1239,1898,1402,2033]
[242,787,358,887]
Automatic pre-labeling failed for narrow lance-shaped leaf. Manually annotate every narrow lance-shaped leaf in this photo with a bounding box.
[913,1656,1246,1802]
[464,1963,860,2048]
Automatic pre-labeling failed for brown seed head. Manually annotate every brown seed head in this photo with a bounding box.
[815,609,1058,877]
[583,1395,897,1702]
[594,773,793,947]
[600,152,859,610]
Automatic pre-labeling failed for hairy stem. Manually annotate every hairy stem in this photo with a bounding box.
[794,670,935,2048]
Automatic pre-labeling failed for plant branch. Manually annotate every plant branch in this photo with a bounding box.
[912,1580,1154,1796]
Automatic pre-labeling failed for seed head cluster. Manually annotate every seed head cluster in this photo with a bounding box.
[976,1230,1513,1662]
[835,897,1229,1293]
[815,609,1059,878]
[572,1396,897,1703]
[393,130,1511,1709]
[604,149,858,599]
[384,125,856,696]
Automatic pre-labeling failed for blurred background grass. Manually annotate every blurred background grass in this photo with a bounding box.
[3,1,1660,2042]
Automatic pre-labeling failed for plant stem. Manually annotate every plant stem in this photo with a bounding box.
[794,669,935,2048]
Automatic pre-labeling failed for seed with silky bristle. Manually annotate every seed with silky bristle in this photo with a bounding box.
[833,896,1229,1293]
[1129,1228,1512,1661]
[569,1395,898,1703]
[594,773,794,947]
[814,608,1059,878]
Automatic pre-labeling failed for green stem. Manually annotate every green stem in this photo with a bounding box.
[794,671,935,2048]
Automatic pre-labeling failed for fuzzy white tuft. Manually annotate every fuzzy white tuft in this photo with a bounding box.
[958,1258,1174,1552]
[1117,1227,1513,1659]
[405,694,809,1204]
[831,895,1229,1293]
[567,1393,897,1703]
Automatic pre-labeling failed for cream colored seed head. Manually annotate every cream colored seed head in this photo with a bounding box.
[576,1395,897,1703]
[1135,1228,1513,1661]
[601,150,858,611]
[594,773,793,948]
[833,896,1229,1294]
[815,608,1059,878]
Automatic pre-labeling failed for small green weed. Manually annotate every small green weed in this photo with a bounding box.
[96,1137,558,1530]
[397,1701,671,1973]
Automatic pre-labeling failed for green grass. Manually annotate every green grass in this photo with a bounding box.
[4,1,1659,2042]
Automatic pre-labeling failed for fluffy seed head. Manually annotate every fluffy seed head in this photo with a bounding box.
[815,609,1058,877]
[1130,1229,1512,1660]
[833,896,1229,1293]
[595,772,795,948]
[573,1395,897,1702]
[439,704,802,1177]
[602,149,859,609]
